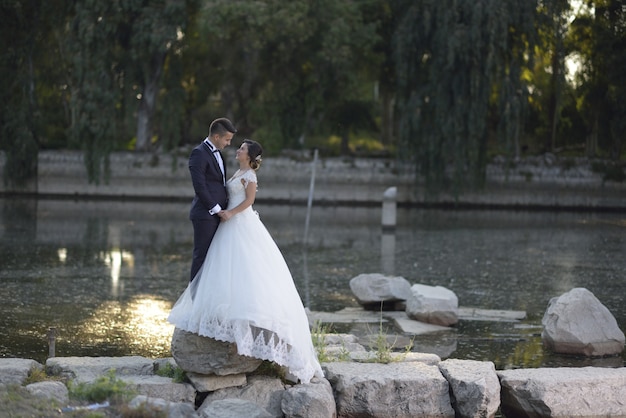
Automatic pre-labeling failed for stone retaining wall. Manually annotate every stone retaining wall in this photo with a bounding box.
[2,356,626,417]
[1,150,625,209]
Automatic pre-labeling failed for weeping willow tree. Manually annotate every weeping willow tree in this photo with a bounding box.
[67,1,122,185]
[394,0,542,196]
[0,0,69,187]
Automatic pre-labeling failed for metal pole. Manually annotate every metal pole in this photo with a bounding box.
[303,149,318,245]
[302,149,318,308]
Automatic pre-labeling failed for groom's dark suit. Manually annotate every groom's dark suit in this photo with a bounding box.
[188,139,227,281]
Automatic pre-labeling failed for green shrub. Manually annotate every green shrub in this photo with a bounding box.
[69,370,136,404]
[155,362,186,383]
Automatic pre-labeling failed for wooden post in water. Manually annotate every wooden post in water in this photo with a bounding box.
[47,327,56,358]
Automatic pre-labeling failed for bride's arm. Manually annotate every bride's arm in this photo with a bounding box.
[219,179,257,221]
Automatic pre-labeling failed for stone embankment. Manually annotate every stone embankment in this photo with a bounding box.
[2,354,626,417]
[1,150,625,210]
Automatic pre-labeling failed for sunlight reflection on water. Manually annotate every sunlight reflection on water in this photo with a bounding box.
[72,297,174,359]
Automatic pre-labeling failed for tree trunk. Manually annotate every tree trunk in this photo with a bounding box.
[380,89,394,146]
[135,52,165,151]
[586,113,598,157]
[549,50,560,153]
[340,131,350,155]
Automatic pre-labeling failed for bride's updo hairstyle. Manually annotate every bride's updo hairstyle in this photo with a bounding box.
[244,139,263,171]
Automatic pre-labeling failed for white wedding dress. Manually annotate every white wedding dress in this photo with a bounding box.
[168,169,323,384]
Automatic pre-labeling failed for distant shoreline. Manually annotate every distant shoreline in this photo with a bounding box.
[1,150,625,211]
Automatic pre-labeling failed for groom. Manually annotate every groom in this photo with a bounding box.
[188,117,237,281]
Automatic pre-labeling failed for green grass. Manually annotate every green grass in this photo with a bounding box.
[311,320,334,363]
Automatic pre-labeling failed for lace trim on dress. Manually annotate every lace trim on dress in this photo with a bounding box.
[240,169,257,189]
[177,314,318,383]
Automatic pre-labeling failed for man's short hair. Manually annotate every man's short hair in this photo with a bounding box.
[209,118,237,136]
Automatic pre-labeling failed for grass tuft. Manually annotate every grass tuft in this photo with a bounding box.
[69,369,136,404]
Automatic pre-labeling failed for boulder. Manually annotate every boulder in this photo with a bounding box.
[25,380,69,405]
[324,361,454,418]
[542,287,625,356]
[200,398,273,418]
[0,358,43,385]
[119,375,196,403]
[45,356,154,383]
[498,367,626,418]
[171,327,262,375]
[349,273,411,310]
[405,284,459,326]
[198,375,286,418]
[128,395,198,418]
[438,359,500,418]
[281,377,336,418]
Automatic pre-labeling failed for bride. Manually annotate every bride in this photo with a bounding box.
[168,139,323,384]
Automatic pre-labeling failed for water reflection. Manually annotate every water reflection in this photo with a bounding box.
[381,233,396,275]
[73,297,174,358]
[1,197,624,369]
[100,249,135,297]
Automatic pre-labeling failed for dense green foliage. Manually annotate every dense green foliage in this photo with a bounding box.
[0,0,624,190]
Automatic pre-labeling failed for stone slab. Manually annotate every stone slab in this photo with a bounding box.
[119,375,196,404]
[393,316,454,335]
[458,307,526,322]
[308,307,389,324]
[310,306,527,327]
[46,356,155,383]
[324,361,455,418]
[187,372,247,392]
[498,367,626,417]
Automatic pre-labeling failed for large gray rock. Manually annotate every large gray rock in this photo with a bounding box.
[281,377,336,418]
[198,375,286,418]
[406,284,459,326]
[25,380,69,405]
[200,399,273,418]
[324,361,454,418]
[119,375,196,403]
[498,367,626,418]
[128,395,198,418]
[45,356,154,383]
[438,359,500,418]
[0,358,43,385]
[542,287,625,356]
[171,327,262,375]
[349,273,411,310]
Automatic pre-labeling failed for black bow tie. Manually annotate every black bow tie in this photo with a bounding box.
[212,149,220,153]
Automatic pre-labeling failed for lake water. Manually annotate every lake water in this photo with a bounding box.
[1,196,624,369]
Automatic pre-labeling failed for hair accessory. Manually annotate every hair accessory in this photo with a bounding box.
[255,155,262,162]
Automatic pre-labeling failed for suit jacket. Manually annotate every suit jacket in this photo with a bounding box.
[189,140,228,220]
